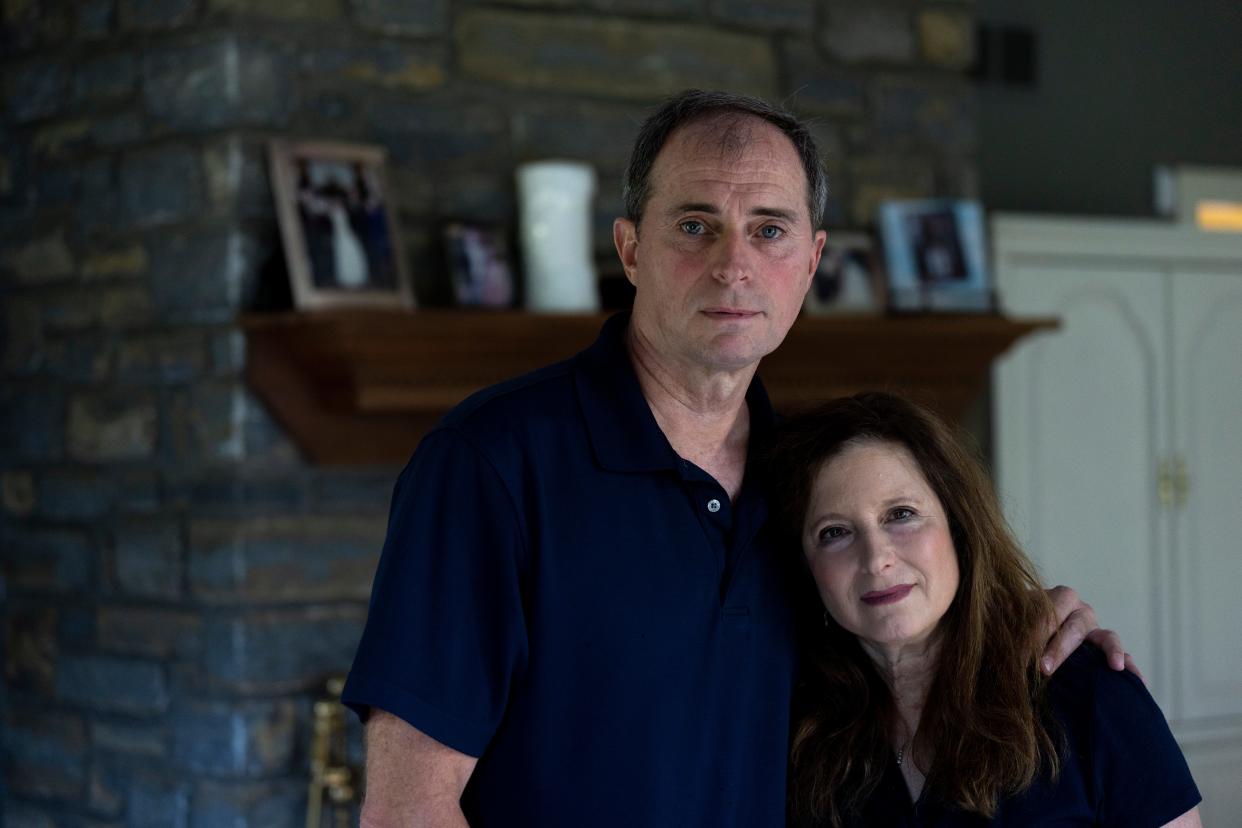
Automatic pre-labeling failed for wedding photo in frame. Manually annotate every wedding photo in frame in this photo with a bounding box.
[878,199,993,312]
[268,140,414,310]
[802,231,885,316]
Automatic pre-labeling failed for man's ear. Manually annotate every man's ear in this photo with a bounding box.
[805,229,827,292]
[613,217,640,286]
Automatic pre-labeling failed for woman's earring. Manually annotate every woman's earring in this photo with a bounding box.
[823,609,830,628]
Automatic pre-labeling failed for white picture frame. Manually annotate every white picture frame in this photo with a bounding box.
[878,199,992,313]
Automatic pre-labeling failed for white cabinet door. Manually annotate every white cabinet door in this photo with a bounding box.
[994,260,1173,707]
[993,217,1242,819]
[1170,267,1242,721]
[1181,737,1242,826]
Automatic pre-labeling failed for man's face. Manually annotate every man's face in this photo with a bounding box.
[614,117,826,376]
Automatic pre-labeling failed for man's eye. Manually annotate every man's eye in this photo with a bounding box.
[680,220,705,235]
[759,225,783,239]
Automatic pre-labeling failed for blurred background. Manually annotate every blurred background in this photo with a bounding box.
[2,1,1240,826]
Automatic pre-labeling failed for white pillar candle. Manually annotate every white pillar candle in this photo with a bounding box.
[516,161,600,312]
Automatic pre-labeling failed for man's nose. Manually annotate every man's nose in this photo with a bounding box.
[710,230,752,284]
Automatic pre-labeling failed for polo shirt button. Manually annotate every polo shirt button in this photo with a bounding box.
[707,498,721,513]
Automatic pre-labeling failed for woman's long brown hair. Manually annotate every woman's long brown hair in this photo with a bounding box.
[765,392,1062,826]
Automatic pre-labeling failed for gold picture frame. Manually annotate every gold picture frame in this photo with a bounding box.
[268,140,414,310]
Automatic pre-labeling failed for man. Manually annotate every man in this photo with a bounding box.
[343,90,1126,826]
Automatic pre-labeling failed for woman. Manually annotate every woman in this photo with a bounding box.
[767,392,1202,827]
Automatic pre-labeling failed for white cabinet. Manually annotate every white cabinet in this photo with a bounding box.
[992,215,1242,825]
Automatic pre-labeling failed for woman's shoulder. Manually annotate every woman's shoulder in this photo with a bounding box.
[1046,641,1154,719]
[1046,641,1159,746]
[1044,643,1202,826]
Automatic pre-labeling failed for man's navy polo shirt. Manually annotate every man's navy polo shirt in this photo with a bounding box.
[343,313,799,826]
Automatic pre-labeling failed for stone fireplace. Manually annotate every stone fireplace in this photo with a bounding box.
[1,1,976,824]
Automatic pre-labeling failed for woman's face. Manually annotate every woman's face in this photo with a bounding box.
[801,440,960,654]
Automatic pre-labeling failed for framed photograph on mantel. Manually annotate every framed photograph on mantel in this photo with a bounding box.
[802,231,885,316]
[268,140,414,311]
[878,199,993,313]
[442,221,516,309]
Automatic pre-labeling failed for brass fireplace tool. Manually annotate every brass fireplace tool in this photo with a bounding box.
[306,675,358,828]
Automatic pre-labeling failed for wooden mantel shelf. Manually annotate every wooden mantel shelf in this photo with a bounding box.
[242,311,1057,465]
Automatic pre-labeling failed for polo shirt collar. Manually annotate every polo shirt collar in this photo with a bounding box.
[573,311,777,474]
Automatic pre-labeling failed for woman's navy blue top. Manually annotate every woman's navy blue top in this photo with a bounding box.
[845,644,1201,827]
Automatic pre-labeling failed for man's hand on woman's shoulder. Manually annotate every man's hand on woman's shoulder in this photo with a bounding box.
[1041,585,1143,681]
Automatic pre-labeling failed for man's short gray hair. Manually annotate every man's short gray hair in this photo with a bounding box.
[622,89,829,230]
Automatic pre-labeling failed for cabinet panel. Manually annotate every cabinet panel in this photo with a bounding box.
[1171,268,1242,720]
[994,263,1170,704]
[993,216,1242,819]
[1179,732,1242,826]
